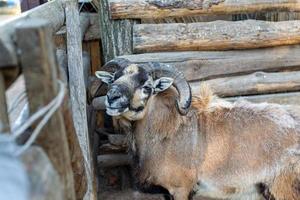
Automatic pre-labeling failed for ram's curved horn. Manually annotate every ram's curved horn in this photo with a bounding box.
[142,62,191,115]
[102,58,131,72]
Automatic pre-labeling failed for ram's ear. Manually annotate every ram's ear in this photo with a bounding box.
[95,71,114,84]
[153,77,174,94]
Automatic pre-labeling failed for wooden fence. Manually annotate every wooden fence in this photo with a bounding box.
[0,0,99,199]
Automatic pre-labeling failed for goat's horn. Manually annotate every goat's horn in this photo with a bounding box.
[142,62,192,115]
[102,58,131,72]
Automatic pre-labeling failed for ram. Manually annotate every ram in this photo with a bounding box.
[96,58,300,200]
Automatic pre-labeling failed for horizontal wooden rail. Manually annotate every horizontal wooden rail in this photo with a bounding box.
[191,71,300,97]
[120,45,300,82]
[0,0,65,68]
[133,20,300,53]
[109,0,300,19]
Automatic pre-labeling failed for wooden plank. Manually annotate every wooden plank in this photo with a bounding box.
[97,154,131,168]
[0,0,65,68]
[65,1,97,199]
[120,45,300,82]
[90,41,102,74]
[21,146,63,200]
[191,71,300,97]
[133,20,300,53]
[0,72,10,134]
[15,19,76,200]
[62,96,88,200]
[226,92,300,105]
[99,0,138,63]
[109,0,300,19]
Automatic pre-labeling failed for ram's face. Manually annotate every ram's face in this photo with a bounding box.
[96,64,173,120]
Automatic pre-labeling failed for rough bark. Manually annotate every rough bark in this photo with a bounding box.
[0,0,65,68]
[99,0,138,63]
[109,0,300,19]
[15,19,76,200]
[120,45,300,81]
[133,20,300,53]
[191,71,300,97]
[65,1,97,199]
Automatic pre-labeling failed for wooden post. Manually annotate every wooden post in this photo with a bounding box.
[15,19,76,200]
[0,71,10,134]
[65,0,97,199]
[99,0,138,63]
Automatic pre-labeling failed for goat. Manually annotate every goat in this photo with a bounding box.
[96,58,300,200]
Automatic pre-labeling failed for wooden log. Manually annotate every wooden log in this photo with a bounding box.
[0,0,65,68]
[99,0,138,63]
[227,92,300,105]
[97,154,131,168]
[120,45,300,82]
[15,19,76,200]
[191,71,300,97]
[65,1,97,199]
[21,146,63,200]
[108,134,126,146]
[0,71,11,134]
[109,0,300,19]
[99,143,127,154]
[133,20,300,53]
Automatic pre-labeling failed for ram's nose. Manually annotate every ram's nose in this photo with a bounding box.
[107,89,123,104]
[106,86,130,109]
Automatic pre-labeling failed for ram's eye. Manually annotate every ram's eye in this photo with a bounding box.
[142,85,152,94]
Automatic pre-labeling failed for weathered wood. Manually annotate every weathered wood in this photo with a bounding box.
[99,0,138,63]
[55,13,100,41]
[109,0,300,19]
[0,72,10,134]
[191,71,300,97]
[0,0,65,68]
[120,45,300,81]
[61,95,88,200]
[227,92,300,105]
[15,19,76,200]
[99,143,127,154]
[5,75,27,132]
[133,20,300,53]
[84,13,100,41]
[97,154,131,168]
[90,41,102,74]
[108,134,126,146]
[65,1,97,199]
[21,146,63,200]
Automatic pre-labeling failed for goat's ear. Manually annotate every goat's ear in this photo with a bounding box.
[153,77,174,94]
[95,71,114,84]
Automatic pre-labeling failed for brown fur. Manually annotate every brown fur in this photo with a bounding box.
[114,84,300,200]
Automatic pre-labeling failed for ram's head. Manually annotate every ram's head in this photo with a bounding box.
[96,58,191,120]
